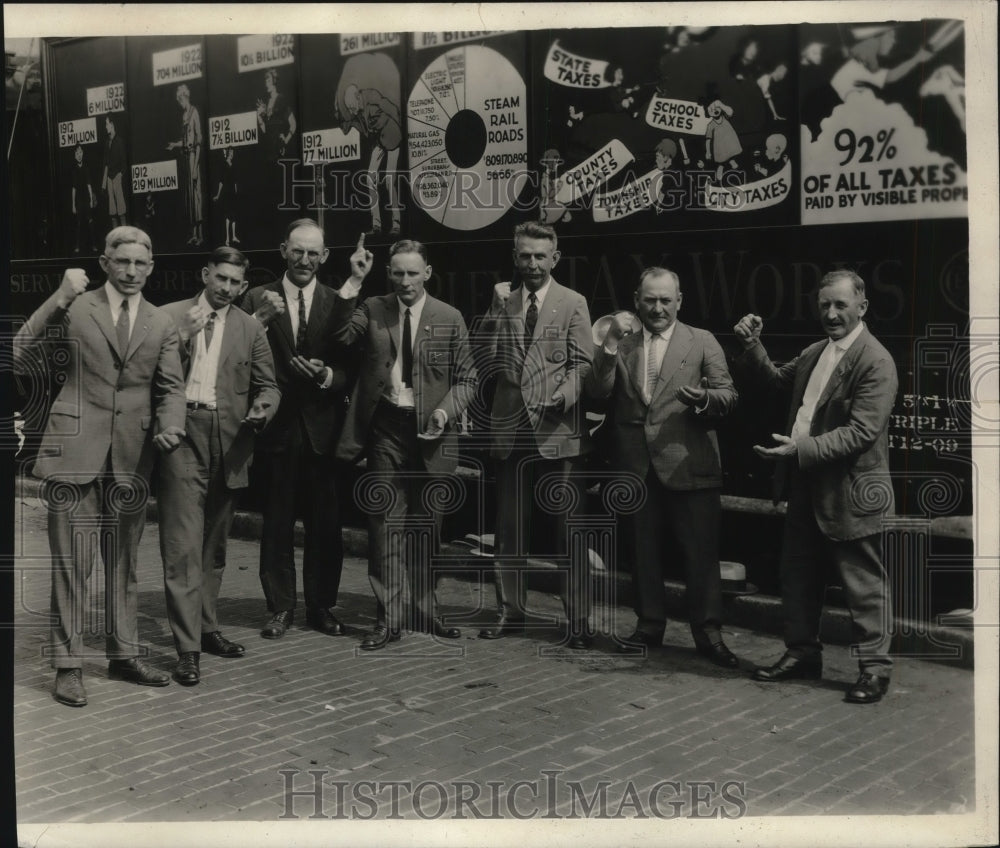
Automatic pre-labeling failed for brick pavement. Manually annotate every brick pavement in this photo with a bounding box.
[12,494,977,831]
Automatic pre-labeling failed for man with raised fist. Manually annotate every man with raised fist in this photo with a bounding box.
[733,269,898,704]
[14,226,187,706]
[477,221,595,649]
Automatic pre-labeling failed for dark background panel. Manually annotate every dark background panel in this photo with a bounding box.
[50,37,129,254]
[529,25,799,235]
[799,20,967,168]
[204,34,303,250]
[298,32,406,249]
[125,35,206,253]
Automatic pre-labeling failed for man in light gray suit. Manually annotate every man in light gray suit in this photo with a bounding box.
[478,221,595,648]
[158,246,280,685]
[14,226,187,707]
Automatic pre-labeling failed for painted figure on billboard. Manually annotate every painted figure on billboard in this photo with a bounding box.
[102,115,127,227]
[166,83,205,246]
[256,68,297,160]
[339,83,402,237]
[212,146,240,246]
[70,143,98,254]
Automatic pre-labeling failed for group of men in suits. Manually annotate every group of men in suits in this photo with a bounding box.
[18,219,897,708]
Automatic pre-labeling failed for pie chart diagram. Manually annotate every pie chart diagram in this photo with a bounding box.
[407,45,529,231]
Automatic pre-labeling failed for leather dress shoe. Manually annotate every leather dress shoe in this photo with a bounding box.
[201,631,245,658]
[845,671,890,704]
[567,632,593,650]
[423,617,461,639]
[360,625,401,651]
[54,668,87,707]
[752,653,822,682]
[306,607,344,636]
[108,657,171,687]
[261,610,293,639]
[697,640,740,669]
[173,652,200,686]
[478,615,525,639]
[616,630,663,654]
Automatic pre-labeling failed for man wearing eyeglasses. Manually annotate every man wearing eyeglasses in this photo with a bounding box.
[242,219,352,640]
[14,226,188,707]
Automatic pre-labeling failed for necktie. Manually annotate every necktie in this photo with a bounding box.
[116,298,130,358]
[524,292,538,346]
[203,311,217,350]
[296,290,307,353]
[646,333,661,400]
[401,308,413,388]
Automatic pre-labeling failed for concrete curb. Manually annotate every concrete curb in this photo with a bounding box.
[16,475,974,668]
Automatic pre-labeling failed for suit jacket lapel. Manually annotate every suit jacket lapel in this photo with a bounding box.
[651,323,692,405]
[217,307,240,370]
[414,296,438,364]
[385,295,400,357]
[304,284,330,356]
[124,298,153,362]
[536,283,562,345]
[272,282,296,353]
[505,286,525,354]
[88,288,120,358]
[623,333,646,402]
[815,331,866,413]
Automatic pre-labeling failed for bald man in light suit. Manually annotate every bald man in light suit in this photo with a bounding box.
[585,267,739,666]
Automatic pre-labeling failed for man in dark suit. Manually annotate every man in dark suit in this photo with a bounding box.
[14,226,188,707]
[477,222,595,649]
[734,269,898,704]
[332,237,478,649]
[158,246,280,685]
[242,219,351,639]
[585,267,740,666]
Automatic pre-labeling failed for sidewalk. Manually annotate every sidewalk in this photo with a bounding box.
[13,491,976,828]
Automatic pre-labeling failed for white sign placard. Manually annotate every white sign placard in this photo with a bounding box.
[58,118,98,148]
[152,44,203,86]
[301,127,361,164]
[237,34,295,72]
[86,83,125,116]
[131,160,179,193]
[208,112,259,150]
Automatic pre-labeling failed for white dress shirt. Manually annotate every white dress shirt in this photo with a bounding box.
[185,294,229,405]
[791,321,865,440]
[387,293,427,408]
